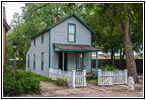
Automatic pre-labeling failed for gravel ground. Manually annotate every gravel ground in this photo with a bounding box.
[18,75,143,98]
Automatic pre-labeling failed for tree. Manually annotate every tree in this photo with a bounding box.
[100,3,143,82]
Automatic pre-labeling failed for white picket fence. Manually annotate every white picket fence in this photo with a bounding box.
[48,68,86,88]
[98,69,127,86]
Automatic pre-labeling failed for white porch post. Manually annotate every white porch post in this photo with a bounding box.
[96,51,98,77]
[62,52,64,71]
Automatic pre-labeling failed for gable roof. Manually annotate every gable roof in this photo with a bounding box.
[31,13,96,40]
[3,19,10,32]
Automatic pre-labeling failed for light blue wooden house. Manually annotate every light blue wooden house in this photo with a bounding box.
[26,14,99,77]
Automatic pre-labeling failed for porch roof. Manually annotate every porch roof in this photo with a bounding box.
[53,43,99,52]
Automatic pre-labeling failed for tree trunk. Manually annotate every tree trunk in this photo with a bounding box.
[119,18,138,82]
[119,48,125,68]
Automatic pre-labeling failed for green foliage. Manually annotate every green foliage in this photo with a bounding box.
[99,65,118,71]
[57,78,67,83]
[87,79,98,84]
[86,73,98,84]
[32,74,52,82]
[17,70,52,82]
[3,71,41,96]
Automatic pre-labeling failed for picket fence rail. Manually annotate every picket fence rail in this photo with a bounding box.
[98,69,127,86]
[48,68,86,88]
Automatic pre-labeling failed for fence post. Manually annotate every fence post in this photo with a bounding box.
[72,70,76,88]
[111,71,114,85]
[83,70,86,87]
[124,69,128,84]
[98,69,101,85]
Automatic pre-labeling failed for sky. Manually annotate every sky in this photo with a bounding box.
[4,2,25,25]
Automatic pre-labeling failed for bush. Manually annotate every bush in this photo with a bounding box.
[57,78,67,83]
[99,65,118,71]
[56,78,68,86]
[3,71,41,96]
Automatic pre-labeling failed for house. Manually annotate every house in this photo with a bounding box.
[26,14,99,77]
[92,52,110,59]
[3,6,10,68]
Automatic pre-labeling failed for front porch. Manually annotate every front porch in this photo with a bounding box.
[53,43,99,76]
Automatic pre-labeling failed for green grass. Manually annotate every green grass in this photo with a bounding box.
[17,70,52,82]
[87,79,97,84]
[86,72,98,84]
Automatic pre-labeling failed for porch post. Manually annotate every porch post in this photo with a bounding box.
[62,52,64,71]
[96,51,98,77]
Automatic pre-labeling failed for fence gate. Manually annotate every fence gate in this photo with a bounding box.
[75,71,84,87]
[98,69,127,86]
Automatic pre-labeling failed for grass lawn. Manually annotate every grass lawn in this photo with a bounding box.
[17,70,52,82]
[87,79,97,84]
[86,72,98,85]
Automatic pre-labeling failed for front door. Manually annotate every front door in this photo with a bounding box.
[58,52,67,71]
[77,53,84,70]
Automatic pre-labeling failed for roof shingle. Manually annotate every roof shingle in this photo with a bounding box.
[54,43,99,52]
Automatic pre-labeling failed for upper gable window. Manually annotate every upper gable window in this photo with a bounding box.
[68,23,76,43]
[34,39,36,46]
[41,34,44,44]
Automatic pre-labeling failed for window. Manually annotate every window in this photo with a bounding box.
[34,39,36,46]
[41,52,44,71]
[33,54,35,70]
[28,55,29,69]
[68,23,76,43]
[41,34,44,44]
[77,53,84,70]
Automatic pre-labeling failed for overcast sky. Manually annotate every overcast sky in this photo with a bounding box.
[4,2,25,25]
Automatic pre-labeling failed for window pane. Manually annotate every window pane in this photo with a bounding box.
[34,39,35,46]
[41,52,44,71]
[42,53,44,61]
[41,35,44,43]
[69,34,74,42]
[69,25,74,33]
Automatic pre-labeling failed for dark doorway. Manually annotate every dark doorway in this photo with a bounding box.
[58,52,67,71]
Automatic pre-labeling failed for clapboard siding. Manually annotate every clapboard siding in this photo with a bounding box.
[51,17,91,72]
[26,31,49,77]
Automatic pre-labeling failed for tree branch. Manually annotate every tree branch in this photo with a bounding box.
[29,3,49,17]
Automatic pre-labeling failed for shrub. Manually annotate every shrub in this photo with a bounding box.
[56,78,68,86]
[3,71,41,96]
[3,73,15,96]
[57,78,67,83]
[99,65,118,71]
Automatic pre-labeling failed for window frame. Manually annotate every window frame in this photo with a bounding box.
[33,54,35,70]
[76,53,84,70]
[34,39,36,46]
[41,34,44,44]
[67,23,76,43]
[41,52,44,71]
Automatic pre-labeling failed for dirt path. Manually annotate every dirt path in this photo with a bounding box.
[19,76,143,97]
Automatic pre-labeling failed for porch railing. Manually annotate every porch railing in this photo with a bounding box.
[48,68,86,88]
